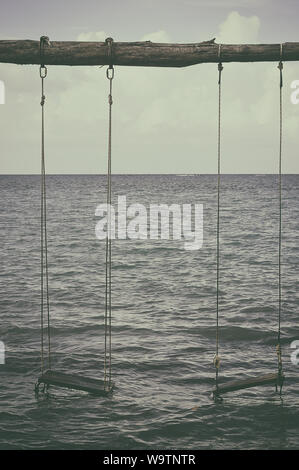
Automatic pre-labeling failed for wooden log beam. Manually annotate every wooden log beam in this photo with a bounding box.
[0,39,299,67]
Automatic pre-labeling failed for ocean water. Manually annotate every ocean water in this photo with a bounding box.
[0,174,299,450]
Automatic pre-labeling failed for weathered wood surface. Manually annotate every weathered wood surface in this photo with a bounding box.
[38,369,113,395]
[0,40,299,67]
[213,372,283,396]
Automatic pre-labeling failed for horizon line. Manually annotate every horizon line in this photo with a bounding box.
[0,173,298,176]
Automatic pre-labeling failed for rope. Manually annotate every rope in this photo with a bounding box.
[277,44,283,383]
[104,38,114,390]
[40,36,51,374]
[214,44,223,390]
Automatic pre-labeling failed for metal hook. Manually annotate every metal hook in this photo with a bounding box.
[39,36,51,72]
[39,65,47,79]
[106,66,114,80]
[105,37,115,80]
[278,43,283,88]
[218,44,223,83]
[105,37,114,66]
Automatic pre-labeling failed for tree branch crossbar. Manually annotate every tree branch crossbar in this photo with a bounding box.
[0,39,298,67]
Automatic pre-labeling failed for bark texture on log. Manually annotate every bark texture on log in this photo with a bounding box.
[0,40,298,67]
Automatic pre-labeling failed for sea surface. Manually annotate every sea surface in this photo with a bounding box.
[1,174,299,450]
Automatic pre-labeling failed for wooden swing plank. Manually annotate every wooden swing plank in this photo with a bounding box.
[212,372,283,396]
[37,370,113,396]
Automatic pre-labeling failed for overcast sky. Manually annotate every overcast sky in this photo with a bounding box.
[0,0,298,173]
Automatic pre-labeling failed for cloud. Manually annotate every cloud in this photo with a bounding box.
[184,0,266,7]
[141,31,171,42]
[76,31,108,41]
[217,11,260,43]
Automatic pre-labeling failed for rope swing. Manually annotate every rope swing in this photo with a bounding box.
[213,44,223,394]
[212,45,285,400]
[276,44,284,390]
[35,36,114,397]
[103,37,114,392]
[39,36,51,377]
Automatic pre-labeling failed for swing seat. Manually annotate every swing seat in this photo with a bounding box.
[212,372,284,398]
[35,370,114,396]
